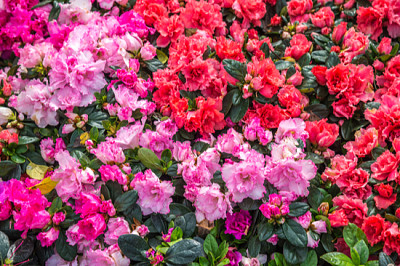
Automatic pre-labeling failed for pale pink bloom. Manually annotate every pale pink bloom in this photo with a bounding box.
[131,170,175,216]
[115,123,144,150]
[215,128,244,154]
[275,118,308,144]
[194,183,231,222]
[104,218,131,246]
[91,138,125,164]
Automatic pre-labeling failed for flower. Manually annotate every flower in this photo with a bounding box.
[371,150,399,181]
[37,228,59,247]
[104,218,131,246]
[305,119,339,149]
[374,183,397,209]
[194,183,231,222]
[90,138,126,164]
[284,34,311,60]
[131,170,175,216]
[343,128,378,157]
[331,195,368,227]
[225,210,252,239]
[267,159,316,197]
[362,214,389,246]
[357,7,383,41]
[232,0,266,28]
[383,223,400,255]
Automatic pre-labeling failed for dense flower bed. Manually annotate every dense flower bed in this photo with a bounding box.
[0,0,400,265]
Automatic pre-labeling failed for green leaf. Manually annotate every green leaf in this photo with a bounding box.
[170,227,183,242]
[372,147,386,160]
[379,252,394,266]
[304,104,329,118]
[89,127,99,141]
[282,219,308,247]
[157,49,168,64]
[193,141,210,153]
[114,190,138,213]
[341,119,354,140]
[258,222,274,241]
[161,149,172,163]
[204,234,218,255]
[0,231,9,260]
[222,59,247,82]
[217,258,230,266]
[305,152,325,165]
[283,242,308,264]
[174,213,196,238]
[138,148,163,171]
[88,112,108,128]
[165,239,203,264]
[151,214,168,234]
[11,154,25,164]
[321,233,335,252]
[248,236,261,258]
[56,231,77,261]
[260,42,270,58]
[326,52,340,68]
[118,234,149,261]
[18,136,39,145]
[300,250,318,266]
[228,97,249,123]
[321,252,354,266]
[311,50,329,63]
[351,247,361,265]
[48,2,61,21]
[48,197,63,215]
[353,240,369,265]
[145,58,165,72]
[0,161,18,176]
[343,223,368,248]
[298,53,311,67]
[222,89,237,115]
[366,261,379,266]
[308,186,324,209]
[275,60,293,70]
[288,202,310,217]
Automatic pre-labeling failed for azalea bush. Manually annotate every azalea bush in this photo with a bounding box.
[0,0,400,265]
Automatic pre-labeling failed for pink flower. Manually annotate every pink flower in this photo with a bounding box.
[99,165,128,185]
[387,0,400,38]
[275,118,308,144]
[37,228,59,247]
[377,37,392,54]
[332,22,347,44]
[104,218,131,246]
[75,193,102,218]
[140,130,173,158]
[311,7,334,28]
[343,128,378,157]
[52,212,65,225]
[172,141,194,162]
[285,34,312,60]
[340,28,369,64]
[294,211,312,229]
[216,128,244,154]
[259,194,290,220]
[76,214,106,243]
[221,160,266,203]
[267,159,316,197]
[194,183,231,222]
[305,119,339,149]
[131,170,175,215]
[140,42,157,61]
[332,195,368,227]
[371,150,400,181]
[287,0,313,23]
[357,7,383,41]
[91,138,125,164]
[137,225,149,237]
[115,123,144,150]
[232,0,266,28]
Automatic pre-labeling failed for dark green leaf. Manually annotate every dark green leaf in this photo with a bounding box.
[283,242,308,264]
[275,60,293,70]
[300,250,318,266]
[222,89,237,115]
[372,147,386,160]
[161,149,172,163]
[260,42,270,58]
[193,142,210,153]
[31,0,53,9]
[379,252,394,266]
[169,203,191,216]
[365,102,381,110]
[258,222,274,241]
[341,119,354,140]
[228,97,249,123]
[304,104,329,118]
[248,236,261,258]
[222,59,247,82]
[48,2,61,21]
[0,161,18,176]
[175,213,196,238]
[114,190,138,212]
[145,58,165,72]
[18,136,39,145]
[289,202,310,217]
[282,219,308,247]
[118,234,149,261]
[305,152,325,165]
[321,233,335,252]
[165,239,203,264]
[151,214,168,234]
[0,231,9,260]
[308,186,324,209]
[326,52,340,68]
[298,53,312,67]
[56,231,77,261]
[311,50,329,63]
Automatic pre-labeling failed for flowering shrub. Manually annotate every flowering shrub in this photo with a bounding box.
[0,0,400,265]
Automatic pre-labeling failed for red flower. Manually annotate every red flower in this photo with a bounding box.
[215,36,245,62]
[133,0,167,26]
[374,183,397,209]
[284,34,312,60]
[305,119,339,148]
[311,66,327,86]
[336,168,371,201]
[343,128,378,157]
[383,222,400,255]
[371,150,399,181]
[362,214,389,246]
[356,7,384,41]
[232,0,266,28]
[311,7,334,28]
[328,209,349,227]
[154,15,185,47]
[287,0,313,23]
[332,195,368,227]
[332,22,347,44]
